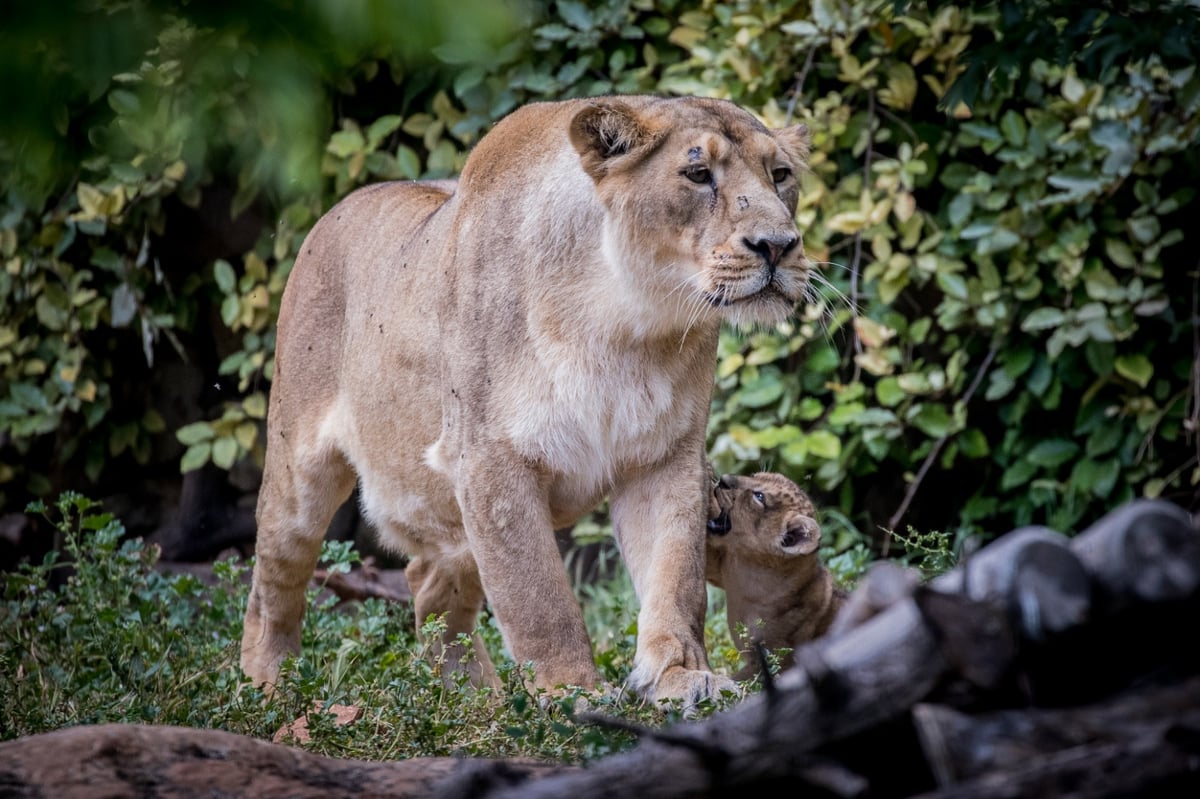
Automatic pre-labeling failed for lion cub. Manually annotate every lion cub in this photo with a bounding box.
[707,472,846,679]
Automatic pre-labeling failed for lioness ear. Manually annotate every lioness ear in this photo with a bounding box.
[570,101,656,181]
[780,520,820,555]
[774,123,811,169]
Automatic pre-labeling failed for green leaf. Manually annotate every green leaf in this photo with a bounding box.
[220,294,240,327]
[214,260,236,293]
[1025,439,1079,468]
[180,442,212,473]
[958,428,990,458]
[737,370,785,408]
[366,115,403,150]
[534,23,574,41]
[557,0,594,30]
[142,409,166,434]
[176,421,215,446]
[327,129,365,158]
[243,393,267,419]
[876,377,905,407]
[936,271,968,301]
[977,228,1020,255]
[985,369,1016,401]
[1085,424,1123,458]
[108,88,141,115]
[1000,110,1027,146]
[397,145,421,180]
[805,431,841,459]
[35,295,69,331]
[910,403,953,438]
[1001,459,1037,491]
[1046,172,1103,199]
[1021,307,1066,331]
[1114,354,1153,388]
[947,194,972,228]
[10,383,49,412]
[1070,458,1120,499]
[211,437,238,470]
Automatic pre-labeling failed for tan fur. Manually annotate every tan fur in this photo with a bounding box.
[707,473,846,679]
[240,96,811,704]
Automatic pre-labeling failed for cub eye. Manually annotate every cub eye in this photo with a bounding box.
[771,166,791,184]
[683,165,711,184]
[751,490,766,506]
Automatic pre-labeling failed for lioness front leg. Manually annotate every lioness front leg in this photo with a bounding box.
[612,458,734,704]
[456,452,600,692]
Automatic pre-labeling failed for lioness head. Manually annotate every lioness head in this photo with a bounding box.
[568,97,811,329]
[707,472,822,563]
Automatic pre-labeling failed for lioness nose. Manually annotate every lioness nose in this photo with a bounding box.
[744,233,798,270]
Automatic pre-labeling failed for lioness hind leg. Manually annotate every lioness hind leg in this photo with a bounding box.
[241,446,355,689]
[455,453,600,692]
[405,554,500,690]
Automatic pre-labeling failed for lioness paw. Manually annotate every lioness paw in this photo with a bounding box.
[628,664,739,711]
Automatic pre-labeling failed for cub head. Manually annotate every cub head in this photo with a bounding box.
[568,97,811,329]
[707,472,821,563]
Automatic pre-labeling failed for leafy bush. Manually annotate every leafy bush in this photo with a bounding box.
[696,0,1199,538]
[2,0,1197,543]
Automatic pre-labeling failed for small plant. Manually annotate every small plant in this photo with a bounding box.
[891,527,964,580]
[1,493,749,759]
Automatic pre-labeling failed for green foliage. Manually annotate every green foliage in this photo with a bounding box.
[2,0,1197,539]
[0,493,735,752]
[891,527,963,579]
[701,0,1199,536]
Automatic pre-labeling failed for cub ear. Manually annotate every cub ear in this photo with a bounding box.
[569,100,657,181]
[773,123,811,168]
[780,518,820,555]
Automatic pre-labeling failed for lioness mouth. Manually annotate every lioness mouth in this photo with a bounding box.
[708,283,784,308]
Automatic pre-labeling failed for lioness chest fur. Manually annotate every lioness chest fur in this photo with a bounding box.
[241,96,811,703]
[707,472,846,679]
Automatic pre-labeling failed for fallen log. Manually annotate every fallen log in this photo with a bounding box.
[913,724,1200,799]
[0,724,568,799]
[931,527,1091,640]
[1070,498,1200,606]
[913,675,1200,785]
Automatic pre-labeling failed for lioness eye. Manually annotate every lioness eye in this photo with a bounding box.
[772,167,791,184]
[752,490,765,505]
[683,165,711,184]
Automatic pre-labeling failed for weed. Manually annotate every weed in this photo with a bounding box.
[0,493,739,759]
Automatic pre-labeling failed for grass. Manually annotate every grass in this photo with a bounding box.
[2,492,941,760]
[0,493,766,760]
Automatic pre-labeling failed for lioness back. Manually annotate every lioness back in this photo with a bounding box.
[243,96,813,703]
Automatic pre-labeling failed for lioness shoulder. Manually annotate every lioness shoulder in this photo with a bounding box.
[241,96,812,705]
[707,472,846,678]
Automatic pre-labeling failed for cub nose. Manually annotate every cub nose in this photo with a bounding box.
[717,474,735,489]
[744,232,798,270]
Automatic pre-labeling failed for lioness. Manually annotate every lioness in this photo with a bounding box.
[707,472,846,678]
[240,96,811,704]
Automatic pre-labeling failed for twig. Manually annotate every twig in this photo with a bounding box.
[885,346,999,549]
[846,89,877,383]
[877,105,920,144]
[1190,266,1200,464]
[785,46,819,126]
